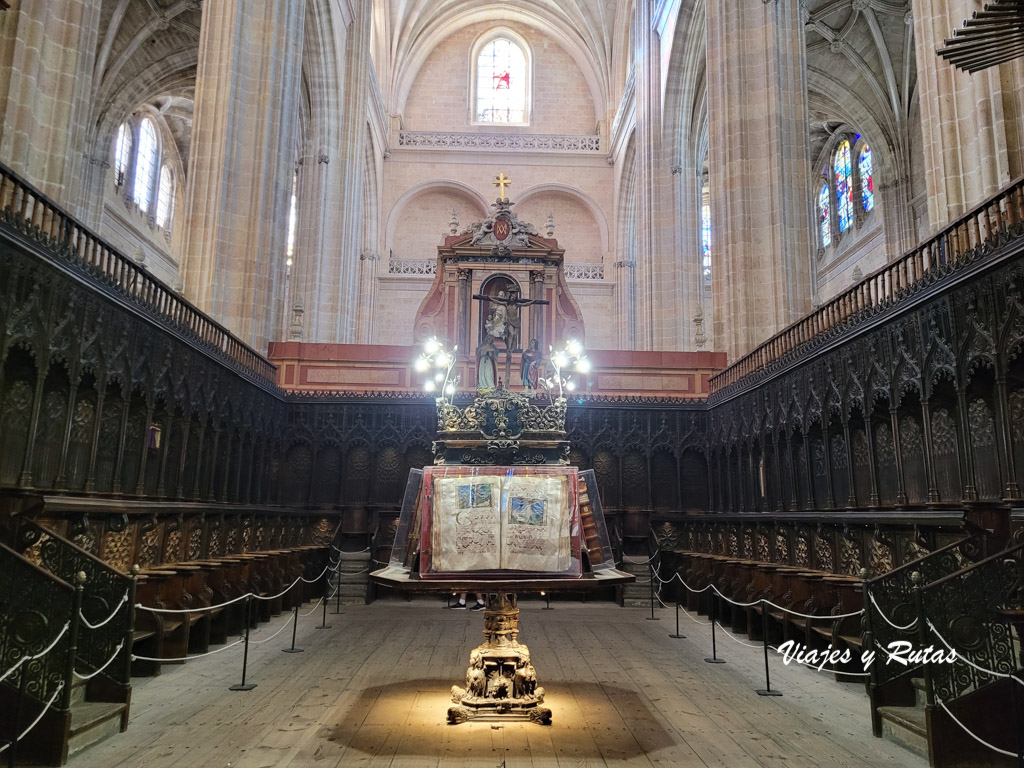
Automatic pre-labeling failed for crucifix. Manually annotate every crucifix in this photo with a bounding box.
[472,289,550,388]
[493,172,512,200]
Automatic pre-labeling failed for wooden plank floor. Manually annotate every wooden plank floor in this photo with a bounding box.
[67,600,925,768]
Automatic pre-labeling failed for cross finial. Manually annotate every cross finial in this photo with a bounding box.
[492,172,512,200]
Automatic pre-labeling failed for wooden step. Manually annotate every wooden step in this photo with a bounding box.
[877,705,928,761]
[68,701,126,758]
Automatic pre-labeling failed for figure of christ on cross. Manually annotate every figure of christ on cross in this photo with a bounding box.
[472,289,550,388]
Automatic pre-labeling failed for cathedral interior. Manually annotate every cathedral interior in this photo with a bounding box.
[1,0,1024,766]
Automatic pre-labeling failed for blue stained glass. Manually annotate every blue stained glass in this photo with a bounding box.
[701,204,711,281]
[835,140,853,233]
[859,144,874,212]
[819,183,831,247]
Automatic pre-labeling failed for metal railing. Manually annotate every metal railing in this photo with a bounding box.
[0,164,276,384]
[710,174,1024,396]
[863,533,988,688]
[918,539,1024,705]
[15,520,133,689]
[0,543,76,709]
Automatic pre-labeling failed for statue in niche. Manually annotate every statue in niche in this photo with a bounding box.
[521,338,542,391]
[476,334,498,391]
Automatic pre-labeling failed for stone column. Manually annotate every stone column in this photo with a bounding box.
[911,0,1024,229]
[706,0,814,361]
[182,0,306,352]
[0,0,100,206]
[632,0,686,351]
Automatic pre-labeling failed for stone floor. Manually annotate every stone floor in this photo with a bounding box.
[66,599,926,767]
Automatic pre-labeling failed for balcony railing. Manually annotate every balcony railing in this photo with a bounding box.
[710,175,1024,397]
[0,164,276,384]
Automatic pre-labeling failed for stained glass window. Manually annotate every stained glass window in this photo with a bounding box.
[285,171,297,270]
[114,123,132,187]
[859,143,874,212]
[819,183,831,247]
[834,140,853,233]
[133,119,158,213]
[476,38,527,124]
[701,203,711,281]
[156,165,173,230]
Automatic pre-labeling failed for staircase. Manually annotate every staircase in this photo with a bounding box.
[864,536,1024,766]
[1,521,133,766]
[332,547,372,604]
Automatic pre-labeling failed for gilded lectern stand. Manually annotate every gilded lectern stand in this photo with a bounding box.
[370,387,634,725]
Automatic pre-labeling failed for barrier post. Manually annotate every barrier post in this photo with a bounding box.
[669,601,686,639]
[282,604,304,653]
[316,565,332,630]
[755,600,782,696]
[6,658,29,768]
[542,591,554,610]
[646,559,659,621]
[229,596,256,691]
[704,594,725,664]
[333,564,342,615]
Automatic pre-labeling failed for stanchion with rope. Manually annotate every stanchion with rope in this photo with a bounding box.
[646,558,659,621]
[316,565,332,630]
[282,605,304,654]
[229,595,256,692]
[668,601,686,639]
[704,590,725,664]
[755,599,782,697]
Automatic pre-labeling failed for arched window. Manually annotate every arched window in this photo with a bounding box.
[156,165,174,229]
[859,143,874,212]
[819,182,832,247]
[834,140,853,233]
[475,37,528,124]
[701,203,711,282]
[285,170,298,272]
[114,123,132,188]
[133,119,158,212]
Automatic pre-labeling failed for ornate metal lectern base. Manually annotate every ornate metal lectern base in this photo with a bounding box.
[448,593,552,725]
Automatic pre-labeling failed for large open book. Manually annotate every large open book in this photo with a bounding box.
[429,474,573,573]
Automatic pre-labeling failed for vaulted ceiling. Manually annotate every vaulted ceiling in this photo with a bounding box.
[804,0,916,177]
[371,0,631,121]
[92,0,201,166]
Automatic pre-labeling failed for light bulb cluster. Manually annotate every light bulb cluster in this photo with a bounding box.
[413,338,459,402]
[540,339,590,398]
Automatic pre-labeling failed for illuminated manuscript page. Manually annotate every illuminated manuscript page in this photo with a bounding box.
[500,475,570,572]
[432,477,502,571]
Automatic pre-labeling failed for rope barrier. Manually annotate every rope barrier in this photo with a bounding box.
[621,553,659,565]
[80,591,130,630]
[333,567,370,576]
[74,640,126,681]
[0,621,71,683]
[137,590,250,614]
[132,636,245,664]
[927,620,1024,689]
[937,700,1017,758]
[867,592,917,631]
[298,563,335,585]
[300,594,329,618]
[0,681,65,756]
[252,575,305,602]
[332,545,371,554]
[249,617,296,645]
